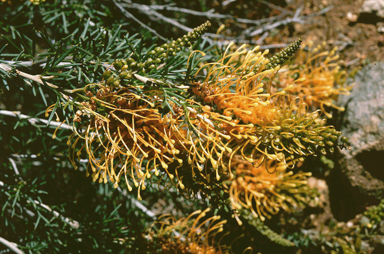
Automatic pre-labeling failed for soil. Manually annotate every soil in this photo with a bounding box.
[290,0,384,68]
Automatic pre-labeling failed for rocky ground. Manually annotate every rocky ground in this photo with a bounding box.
[292,0,384,67]
[291,1,384,252]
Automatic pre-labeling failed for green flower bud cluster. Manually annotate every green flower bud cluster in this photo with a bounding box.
[146,20,211,65]
[247,110,349,163]
[100,21,211,89]
[276,111,344,159]
[103,58,135,87]
[363,199,384,226]
[241,209,295,247]
[264,37,302,71]
[238,37,302,77]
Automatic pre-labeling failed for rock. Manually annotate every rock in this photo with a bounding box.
[378,22,384,33]
[359,0,384,24]
[329,63,384,221]
[347,12,358,23]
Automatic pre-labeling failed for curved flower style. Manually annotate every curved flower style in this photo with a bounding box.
[228,155,312,221]
[147,208,233,254]
[275,40,352,117]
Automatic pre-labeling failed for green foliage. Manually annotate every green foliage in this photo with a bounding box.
[363,199,384,227]
[241,209,296,247]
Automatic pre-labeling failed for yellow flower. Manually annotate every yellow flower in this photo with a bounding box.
[148,208,232,254]
[275,40,352,117]
[193,43,344,170]
[228,155,312,222]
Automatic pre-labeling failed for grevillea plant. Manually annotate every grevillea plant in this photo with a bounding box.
[18,19,351,251]
[47,23,351,250]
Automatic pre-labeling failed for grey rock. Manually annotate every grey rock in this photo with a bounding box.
[338,62,384,201]
[359,0,384,23]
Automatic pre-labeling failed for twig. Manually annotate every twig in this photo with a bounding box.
[120,1,285,26]
[0,179,80,230]
[1,60,111,70]
[28,200,80,229]
[0,110,73,130]
[345,58,360,67]
[0,63,71,100]
[303,5,333,19]
[222,0,236,7]
[0,63,58,89]
[205,33,288,48]
[0,237,23,254]
[4,156,80,229]
[112,0,167,41]
[249,7,304,37]
[257,0,295,15]
[256,32,269,45]
[116,185,183,239]
[120,0,292,46]
[11,153,88,163]
[116,1,331,46]
[9,158,20,175]
[117,187,157,219]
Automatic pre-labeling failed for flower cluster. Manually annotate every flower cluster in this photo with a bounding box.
[228,155,311,222]
[147,208,232,254]
[103,21,211,87]
[68,85,186,200]
[274,40,352,117]
[193,43,348,170]
[66,22,223,200]
[66,22,349,213]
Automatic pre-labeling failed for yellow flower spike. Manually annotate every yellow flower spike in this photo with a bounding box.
[150,209,235,253]
[275,40,351,116]
[229,155,312,220]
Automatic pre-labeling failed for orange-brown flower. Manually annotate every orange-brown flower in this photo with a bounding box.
[67,83,235,198]
[67,83,190,200]
[193,43,283,126]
